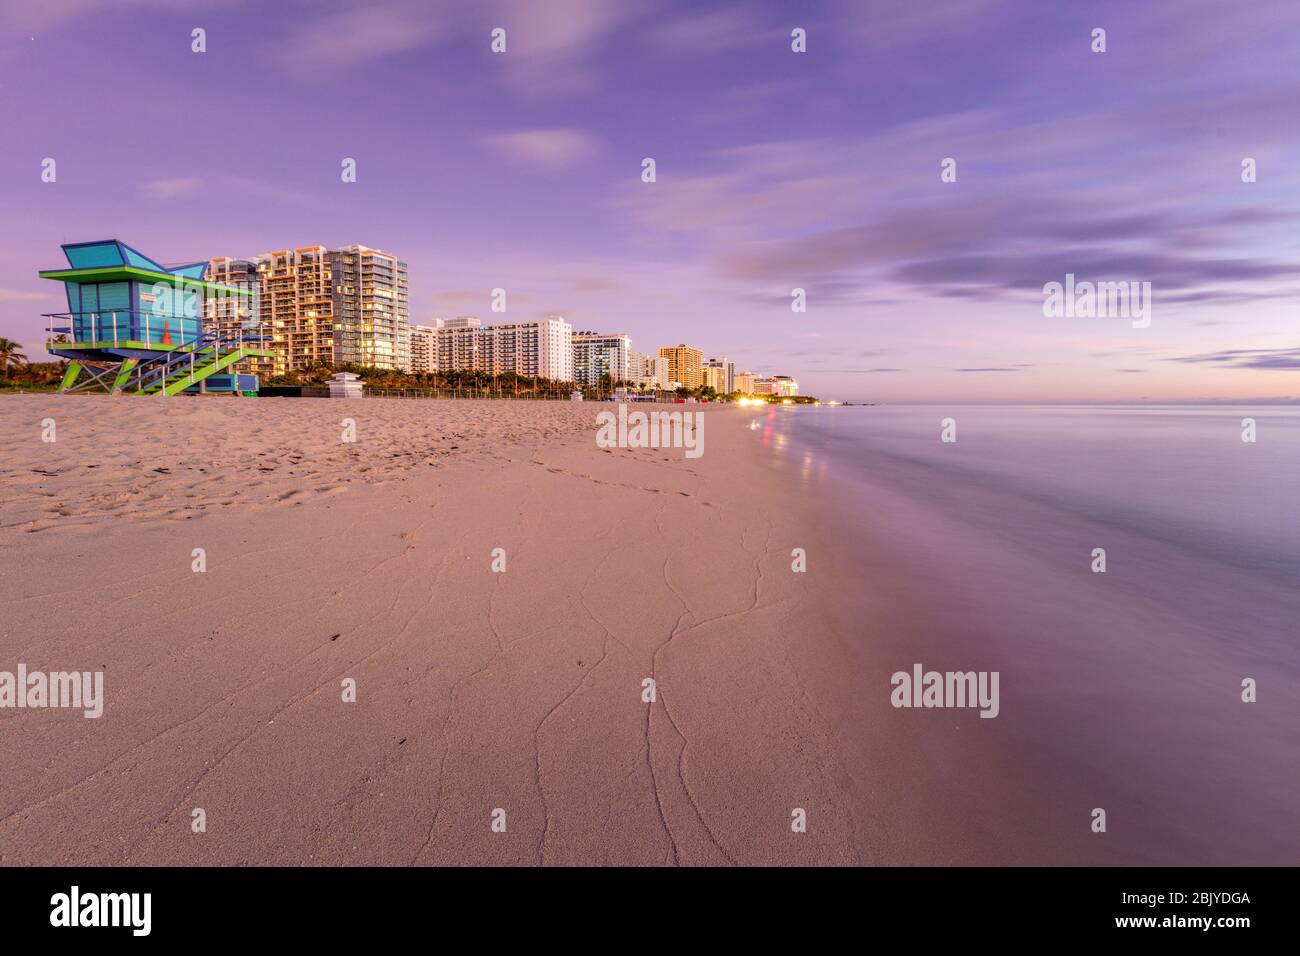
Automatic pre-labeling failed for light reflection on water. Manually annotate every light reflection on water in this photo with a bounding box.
[754,404,1300,573]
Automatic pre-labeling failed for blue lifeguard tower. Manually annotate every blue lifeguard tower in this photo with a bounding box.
[40,240,270,396]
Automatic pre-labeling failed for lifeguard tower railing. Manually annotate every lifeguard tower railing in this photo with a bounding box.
[46,308,211,350]
[43,311,271,396]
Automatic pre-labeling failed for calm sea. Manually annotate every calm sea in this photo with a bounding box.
[763,404,1300,576]
[746,403,1299,863]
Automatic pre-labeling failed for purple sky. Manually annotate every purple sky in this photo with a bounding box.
[2,0,1298,401]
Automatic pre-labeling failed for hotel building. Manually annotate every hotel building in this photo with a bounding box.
[704,357,734,393]
[702,365,726,393]
[572,331,633,386]
[626,348,646,386]
[334,245,410,371]
[658,343,703,389]
[644,355,670,389]
[433,315,574,381]
[204,256,271,379]
[207,244,410,376]
[409,323,438,373]
[734,370,756,394]
[753,374,799,397]
[772,374,799,396]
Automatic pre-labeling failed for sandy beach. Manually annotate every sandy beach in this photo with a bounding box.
[2,395,1295,867]
[0,395,863,866]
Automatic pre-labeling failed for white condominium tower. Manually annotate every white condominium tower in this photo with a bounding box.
[643,355,670,389]
[433,315,574,381]
[409,324,438,373]
[572,331,633,385]
[334,245,410,372]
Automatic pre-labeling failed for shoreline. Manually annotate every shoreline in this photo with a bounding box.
[764,405,1300,866]
[3,395,1293,865]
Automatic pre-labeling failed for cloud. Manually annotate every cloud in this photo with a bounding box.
[819,367,905,373]
[480,128,600,168]
[434,291,487,305]
[718,193,1300,298]
[1165,348,1300,370]
[1,0,218,31]
[954,367,1021,372]
[645,6,771,54]
[211,173,331,210]
[269,1,443,72]
[0,288,49,302]
[894,250,1296,293]
[140,176,202,200]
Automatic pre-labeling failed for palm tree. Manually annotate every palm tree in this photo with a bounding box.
[0,338,27,380]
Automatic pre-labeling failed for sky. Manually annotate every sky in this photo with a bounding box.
[1,0,1297,402]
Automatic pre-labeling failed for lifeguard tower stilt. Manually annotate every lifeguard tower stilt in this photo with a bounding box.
[40,240,270,396]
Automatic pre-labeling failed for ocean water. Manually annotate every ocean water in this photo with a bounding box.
[761,404,1300,577]
[745,403,1299,863]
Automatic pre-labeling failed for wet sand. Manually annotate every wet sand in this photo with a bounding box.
[758,405,1300,866]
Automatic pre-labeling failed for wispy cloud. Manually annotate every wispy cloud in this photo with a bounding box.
[819,367,905,373]
[267,1,443,72]
[211,173,333,210]
[1166,348,1300,370]
[645,6,772,54]
[1,0,220,32]
[485,0,655,96]
[480,128,601,169]
[140,176,203,200]
[0,288,48,302]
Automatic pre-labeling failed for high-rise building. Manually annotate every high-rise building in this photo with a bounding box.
[205,256,271,379]
[704,356,734,393]
[658,344,703,389]
[734,370,756,393]
[644,355,669,389]
[702,365,726,393]
[435,317,482,372]
[752,374,799,397]
[572,331,632,386]
[410,323,438,373]
[433,315,573,381]
[206,244,410,375]
[627,348,646,386]
[332,245,410,371]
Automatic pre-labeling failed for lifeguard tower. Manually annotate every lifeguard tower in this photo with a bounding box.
[40,239,270,396]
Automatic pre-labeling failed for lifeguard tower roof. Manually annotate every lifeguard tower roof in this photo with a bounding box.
[39,239,241,294]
